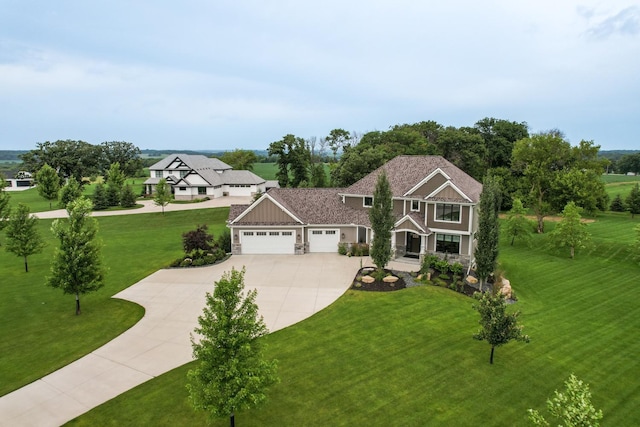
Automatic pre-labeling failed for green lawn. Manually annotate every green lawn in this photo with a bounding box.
[251,163,278,180]
[0,208,230,396]
[68,213,640,426]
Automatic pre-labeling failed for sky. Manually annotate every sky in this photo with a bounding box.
[1,1,639,152]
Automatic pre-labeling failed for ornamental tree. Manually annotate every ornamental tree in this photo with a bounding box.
[5,203,45,272]
[369,171,394,272]
[473,291,529,364]
[35,163,60,209]
[187,267,278,426]
[47,198,105,315]
[182,224,215,256]
[549,201,592,259]
[153,178,172,214]
[58,176,83,209]
[528,374,603,426]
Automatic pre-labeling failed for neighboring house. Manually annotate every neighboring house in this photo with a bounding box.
[228,155,483,265]
[3,171,35,190]
[144,154,272,200]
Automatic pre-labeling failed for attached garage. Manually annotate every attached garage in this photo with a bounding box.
[308,229,340,253]
[240,230,295,255]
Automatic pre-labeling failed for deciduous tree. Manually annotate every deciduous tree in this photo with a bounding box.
[549,202,592,259]
[100,141,142,177]
[5,203,45,272]
[220,149,257,171]
[153,178,172,214]
[512,134,607,233]
[48,198,105,315]
[473,291,529,364]
[20,140,102,182]
[187,267,278,426]
[528,374,603,426]
[35,163,61,209]
[369,172,394,272]
[474,176,501,288]
[58,176,83,209]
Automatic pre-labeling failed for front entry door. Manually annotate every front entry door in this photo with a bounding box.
[406,232,421,254]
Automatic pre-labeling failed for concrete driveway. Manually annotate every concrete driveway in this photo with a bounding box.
[0,253,368,427]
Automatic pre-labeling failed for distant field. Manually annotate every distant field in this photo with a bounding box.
[602,174,640,201]
[601,174,640,183]
[251,162,278,180]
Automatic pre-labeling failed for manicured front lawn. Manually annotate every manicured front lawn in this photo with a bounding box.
[68,214,640,426]
[0,208,229,396]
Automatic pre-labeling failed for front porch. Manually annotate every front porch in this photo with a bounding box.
[392,230,470,267]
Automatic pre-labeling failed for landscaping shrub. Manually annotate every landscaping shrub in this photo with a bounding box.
[338,242,348,255]
[180,259,192,267]
[216,229,231,253]
[420,254,440,273]
[435,259,450,274]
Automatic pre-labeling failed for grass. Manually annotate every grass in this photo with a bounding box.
[0,208,230,396]
[68,213,640,426]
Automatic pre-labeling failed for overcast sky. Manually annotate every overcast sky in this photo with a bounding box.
[1,1,639,152]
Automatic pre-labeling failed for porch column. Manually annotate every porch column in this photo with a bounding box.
[391,232,396,257]
[420,234,426,254]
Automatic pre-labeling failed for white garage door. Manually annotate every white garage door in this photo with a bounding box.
[308,229,340,253]
[241,230,295,254]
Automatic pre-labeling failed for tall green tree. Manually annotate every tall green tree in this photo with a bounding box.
[20,140,102,182]
[35,163,61,209]
[5,203,45,272]
[437,126,487,180]
[47,198,105,315]
[616,152,640,174]
[528,374,603,426]
[219,149,257,171]
[187,267,278,426]
[0,174,11,239]
[92,183,109,210]
[369,172,394,272]
[105,162,126,207]
[473,291,529,364]
[119,184,137,208]
[58,176,83,209]
[505,198,533,246]
[153,178,172,214]
[549,201,592,259]
[473,117,529,169]
[609,194,626,212]
[474,176,501,288]
[626,183,640,219]
[325,128,351,161]
[100,141,142,177]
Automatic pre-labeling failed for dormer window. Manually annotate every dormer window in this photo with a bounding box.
[363,196,373,207]
[411,200,420,212]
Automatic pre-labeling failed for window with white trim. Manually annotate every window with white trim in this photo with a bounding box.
[269,232,280,236]
[435,203,461,222]
[179,170,188,178]
[436,234,460,254]
[282,231,293,236]
[243,232,254,236]
[256,231,267,236]
[363,196,373,207]
[325,230,336,235]
[198,187,206,195]
[411,200,420,211]
[155,170,163,178]
[312,230,323,235]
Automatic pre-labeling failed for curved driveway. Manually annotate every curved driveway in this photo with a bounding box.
[0,253,369,426]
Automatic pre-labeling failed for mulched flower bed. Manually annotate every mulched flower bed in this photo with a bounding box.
[350,268,407,292]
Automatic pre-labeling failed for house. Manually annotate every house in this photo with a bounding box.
[3,171,35,191]
[228,155,483,265]
[143,154,275,200]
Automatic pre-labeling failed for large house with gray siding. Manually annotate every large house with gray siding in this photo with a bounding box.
[144,154,274,200]
[228,155,483,264]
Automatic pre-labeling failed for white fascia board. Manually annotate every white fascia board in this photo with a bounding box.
[425,181,472,202]
[230,194,304,225]
[403,168,451,197]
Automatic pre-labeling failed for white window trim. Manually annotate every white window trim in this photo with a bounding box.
[363,196,373,208]
[411,200,420,212]
[433,203,462,224]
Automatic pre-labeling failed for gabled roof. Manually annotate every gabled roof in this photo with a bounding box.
[149,154,232,171]
[230,188,372,227]
[343,155,482,203]
[395,212,430,234]
[221,170,266,185]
